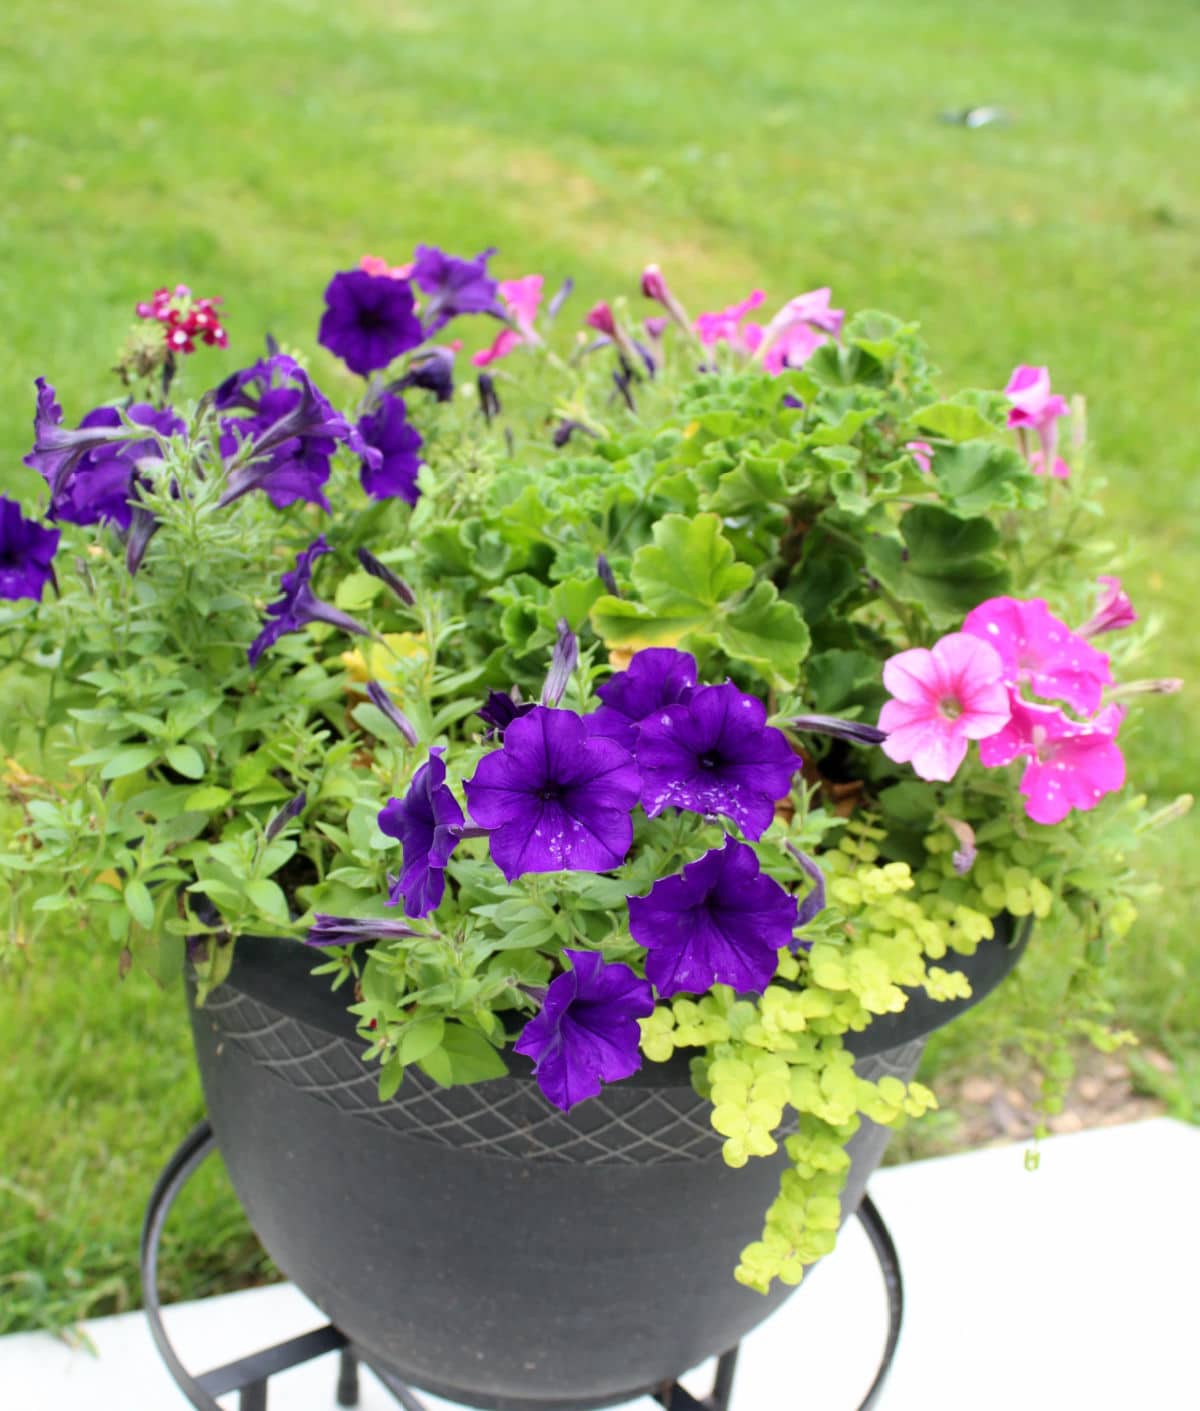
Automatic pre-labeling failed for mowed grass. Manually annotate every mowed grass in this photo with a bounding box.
[2,0,1199,1329]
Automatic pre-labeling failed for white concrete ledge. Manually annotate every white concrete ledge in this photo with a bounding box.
[3,1119,1195,1409]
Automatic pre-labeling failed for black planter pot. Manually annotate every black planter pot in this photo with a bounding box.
[188,917,1029,1411]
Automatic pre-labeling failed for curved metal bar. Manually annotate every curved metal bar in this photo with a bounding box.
[853,1192,904,1410]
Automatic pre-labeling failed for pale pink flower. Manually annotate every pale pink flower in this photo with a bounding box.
[1005,364,1071,478]
[762,322,826,373]
[906,440,934,473]
[360,254,413,279]
[878,633,1011,782]
[979,696,1125,825]
[498,274,544,335]
[962,596,1111,715]
[693,290,767,352]
[1079,576,1138,638]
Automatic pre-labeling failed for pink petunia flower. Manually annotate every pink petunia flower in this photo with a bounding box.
[1005,364,1071,478]
[757,288,844,373]
[979,696,1126,825]
[498,274,543,335]
[1078,575,1138,638]
[471,328,523,368]
[962,596,1111,715]
[906,440,934,473]
[693,290,767,353]
[360,254,413,279]
[878,633,1011,782]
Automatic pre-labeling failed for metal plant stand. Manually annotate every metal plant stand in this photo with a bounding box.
[142,1121,903,1411]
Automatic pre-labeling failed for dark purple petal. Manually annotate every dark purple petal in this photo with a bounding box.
[476,689,535,737]
[357,392,423,504]
[586,648,698,749]
[634,682,801,839]
[464,708,640,881]
[317,269,424,376]
[513,949,654,1110]
[0,497,60,602]
[305,913,424,947]
[627,836,798,998]
[357,546,415,605]
[378,749,465,917]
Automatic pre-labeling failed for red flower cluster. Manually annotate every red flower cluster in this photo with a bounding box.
[135,284,228,354]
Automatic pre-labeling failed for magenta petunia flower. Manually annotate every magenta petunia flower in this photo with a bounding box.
[411,245,506,336]
[1079,576,1138,638]
[906,440,934,473]
[513,949,655,1111]
[878,633,1011,782]
[586,648,699,750]
[247,535,368,666]
[979,696,1126,825]
[318,269,424,376]
[961,596,1112,715]
[1005,364,1070,478]
[471,328,522,368]
[471,274,545,367]
[379,748,465,917]
[464,707,641,881]
[693,290,766,354]
[0,497,60,602]
[757,288,844,373]
[357,392,423,504]
[628,836,799,998]
[633,682,801,840]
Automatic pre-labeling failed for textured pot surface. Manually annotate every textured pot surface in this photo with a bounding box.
[188,920,1027,1411]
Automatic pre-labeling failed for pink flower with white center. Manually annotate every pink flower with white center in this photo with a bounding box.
[1005,364,1071,478]
[471,275,546,367]
[906,440,934,472]
[1079,576,1138,638]
[979,696,1126,825]
[962,596,1112,715]
[693,290,767,353]
[878,633,1011,782]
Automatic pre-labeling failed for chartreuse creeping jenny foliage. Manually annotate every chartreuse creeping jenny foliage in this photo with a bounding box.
[0,255,1185,1294]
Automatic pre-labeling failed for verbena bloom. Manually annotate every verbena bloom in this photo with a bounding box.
[878,633,1011,782]
[247,535,369,666]
[0,497,60,602]
[317,269,424,376]
[357,392,423,504]
[378,748,465,917]
[1005,364,1070,478]
[906,440,934,473]
[305,914,424,947]
[586,648,698,750]
[1079,576,1138,638]
[218,354,379,510]
[634,682,801,840]
[961,596,1111,715]
[464,707,640,881]
[136,285,228,353]
[513,949,654,1111]
[411,244,505,335]
[628,836,799,998]
[693,290,766,354]
[979,697,1126,825]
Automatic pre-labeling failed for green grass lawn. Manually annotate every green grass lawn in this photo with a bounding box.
[3,0,1198,1331]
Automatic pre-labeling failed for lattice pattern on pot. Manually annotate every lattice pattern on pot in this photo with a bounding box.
[199,987,926,1167]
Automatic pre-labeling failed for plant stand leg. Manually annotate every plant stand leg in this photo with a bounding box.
[239,1380,267,1411]
[337,1347,361,1407]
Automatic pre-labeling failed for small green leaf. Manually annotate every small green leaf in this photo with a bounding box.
[910,401,996,442]
[335,572,385,612]
[100,746,161,780]
[245,878,290,926]
[931,440,1037,517]
[399,1017,446,1064]
[165,744,206,780]
[124,878,155,929]
[184,785,233,811]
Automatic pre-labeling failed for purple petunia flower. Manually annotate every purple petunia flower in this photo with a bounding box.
[410,244,506,336]
[464,707,641,881]
[247,535,369,666]
[357,393,423,504]
[317,269,424,376]
[0,497,60,602]
[217,354,379,511]
[305,913,425,947]
[23,379,142,504]
[634,682,801,840]
[628,836,799,998]
[513,949,655,1111]
[586,648,698,750]
[378,748,465,917]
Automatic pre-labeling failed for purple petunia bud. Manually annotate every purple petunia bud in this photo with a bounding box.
[596,554,620,597]
[788,713,887,747]
[477,688,534,737]
[305,913,427,947]
[546,277,574,321]
[612,368,636,412]
[552,418,600,448]
[125,504,159,576]
[640,263,692,333]
[786,844,827,933]
[585,301,617,338]
[366,681,419,745]
[357,546,415,606]
[541,618,579,707]
[478,372,501,424]
[390,345,456,403]
[266,791,307,841]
